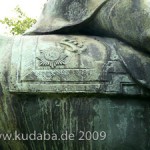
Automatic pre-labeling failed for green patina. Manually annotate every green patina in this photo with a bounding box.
[0,0,150,149]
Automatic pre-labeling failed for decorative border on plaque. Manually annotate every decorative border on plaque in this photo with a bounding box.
[9,36,102,93]
[9,36,148,95]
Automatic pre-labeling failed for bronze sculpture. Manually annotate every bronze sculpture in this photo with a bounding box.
[0,0,150,150]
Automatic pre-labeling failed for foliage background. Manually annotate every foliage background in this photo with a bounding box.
[0,6,36,35]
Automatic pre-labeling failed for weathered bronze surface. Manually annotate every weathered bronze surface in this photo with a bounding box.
[26,0,108,34]
[9,35,150,94]
[0,0,150,149]
[26,0,150,52]
[0,34,150,149]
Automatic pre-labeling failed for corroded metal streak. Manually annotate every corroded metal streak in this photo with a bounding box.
[0,35,27,149]
[12,94,150,150]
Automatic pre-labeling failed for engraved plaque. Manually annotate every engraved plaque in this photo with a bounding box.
[9,35,107,93]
